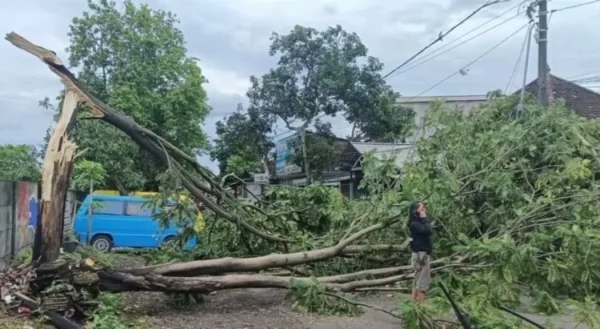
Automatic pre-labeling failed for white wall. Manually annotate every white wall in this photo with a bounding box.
[398,96,488,139]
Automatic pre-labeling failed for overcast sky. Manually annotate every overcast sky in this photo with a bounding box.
[1,0,599,172]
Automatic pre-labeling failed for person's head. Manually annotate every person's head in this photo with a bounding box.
[409,201,427,221]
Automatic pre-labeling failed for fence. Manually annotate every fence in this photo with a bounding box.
[0,181,75,269]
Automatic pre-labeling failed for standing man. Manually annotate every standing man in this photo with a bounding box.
[408,202,433,303]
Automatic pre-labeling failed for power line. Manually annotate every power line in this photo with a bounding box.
[397,22,529,161]
[551,0,600,13]
[505,21,532,93]
[516,22,535,117]
[387,1,529,79]
[389,13,523,79]
[403,23,530,103]
[568,69,600,80]
[572,76,600,84]
[382,0,511,79]
[290,19,532,141]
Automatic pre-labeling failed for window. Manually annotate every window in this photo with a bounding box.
[126,202,153,217]
[93,201,125,215]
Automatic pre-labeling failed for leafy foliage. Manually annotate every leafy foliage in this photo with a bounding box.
[397,95,600,327]
[285,121,341,178]
[0,144,40,181]
[245,24,413,181]
[291,279,360,316]
[396,298,445,329]
[144,170,204,247]
[44,0,210,193]
[73,160,107,191]
[346,88,415,142]
[88,293,148,329]
[264,185,348,235]
[211,105,274,175]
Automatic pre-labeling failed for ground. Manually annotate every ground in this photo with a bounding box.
[122,288,587,329]
[106,253,587,329]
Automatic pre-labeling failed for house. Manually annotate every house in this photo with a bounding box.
[337,142,414,199]
[397,95,489,138]
[273,132,351,187]
[515,74,600,118]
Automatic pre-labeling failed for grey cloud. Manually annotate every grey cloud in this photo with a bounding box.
[322,4,338,16]
[1,0,599,174]
[207,91,247,118]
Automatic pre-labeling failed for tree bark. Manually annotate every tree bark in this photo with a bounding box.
[36,90,79,263]
[86,182,93,244]
[127,219,399,276]
[341,244,407,255]
[91,262,464,293]
[300,128,312,185]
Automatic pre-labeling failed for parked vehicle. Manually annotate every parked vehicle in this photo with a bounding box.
[73,195,197,252]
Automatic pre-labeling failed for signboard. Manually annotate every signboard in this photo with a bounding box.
[253,173,269,184]
[275,133,302,175]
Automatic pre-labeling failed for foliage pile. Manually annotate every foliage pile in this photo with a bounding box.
[142,96,600,328]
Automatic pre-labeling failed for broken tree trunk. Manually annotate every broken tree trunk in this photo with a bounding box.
[126,219,400,276]
[33,89,79,263]
[51,261,468,294]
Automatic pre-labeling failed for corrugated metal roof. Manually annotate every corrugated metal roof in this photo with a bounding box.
[350,142,412,154]
[396,95,488,103]
[349,142,415,170]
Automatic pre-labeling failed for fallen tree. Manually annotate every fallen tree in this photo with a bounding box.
[6,32,600,329]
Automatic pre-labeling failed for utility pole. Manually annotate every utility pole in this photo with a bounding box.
[537,0,549,106]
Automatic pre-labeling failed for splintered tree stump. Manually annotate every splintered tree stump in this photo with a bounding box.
[34,90,79,263]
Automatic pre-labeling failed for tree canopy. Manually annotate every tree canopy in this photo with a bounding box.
[0,144,40,182]
[210,105,274,176]
[44,0,210,193]
[241,24,414,182]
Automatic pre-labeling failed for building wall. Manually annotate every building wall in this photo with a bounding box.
[0,182,15,269]
[398,96,488,139]
[0,181,75,269]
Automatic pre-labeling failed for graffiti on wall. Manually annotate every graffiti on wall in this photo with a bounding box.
[17,182,38,250]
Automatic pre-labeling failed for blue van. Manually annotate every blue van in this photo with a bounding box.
[73,195,197,252]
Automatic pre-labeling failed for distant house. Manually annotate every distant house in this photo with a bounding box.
[274,132,351,187]
[515,74,600,118]
[337,142,414,199]
[397,95,489,138]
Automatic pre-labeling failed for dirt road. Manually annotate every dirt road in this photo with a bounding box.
[123,288,586,329]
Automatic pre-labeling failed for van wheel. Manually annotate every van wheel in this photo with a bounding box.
[162,236,176,248]
[91,235,113,253]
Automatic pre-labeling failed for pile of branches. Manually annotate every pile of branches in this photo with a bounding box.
[6,32,600,328]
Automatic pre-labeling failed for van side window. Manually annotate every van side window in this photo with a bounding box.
[126,202,153,217]
[93,201,125,215]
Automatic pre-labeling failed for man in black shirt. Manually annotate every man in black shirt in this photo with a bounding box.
[408,202,433,303]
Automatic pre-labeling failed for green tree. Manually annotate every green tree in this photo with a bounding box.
[346,89,415,142]
[210,105,274,176]
[0,144,40,182]
[287,121,339,179]
[44,0,210,194]
[248,25,410,184]
[73,160,107,244]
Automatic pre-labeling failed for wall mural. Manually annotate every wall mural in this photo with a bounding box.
[17,182,38,250]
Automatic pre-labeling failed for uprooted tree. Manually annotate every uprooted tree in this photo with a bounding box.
[7,31,600,328]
